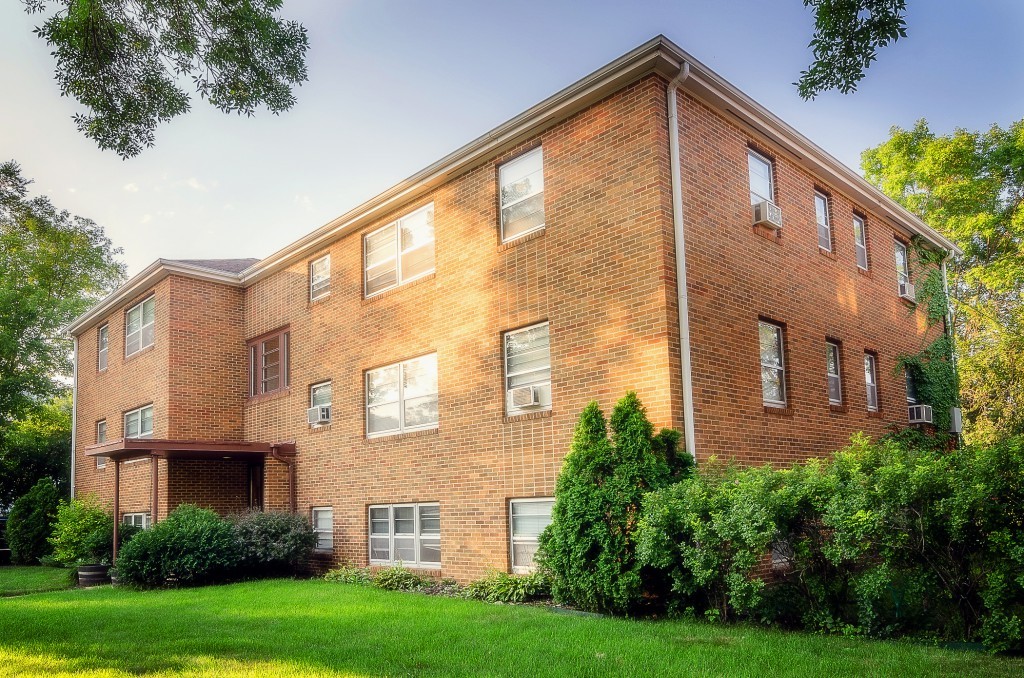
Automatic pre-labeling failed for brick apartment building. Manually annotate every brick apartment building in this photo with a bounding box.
[68,36,958,581]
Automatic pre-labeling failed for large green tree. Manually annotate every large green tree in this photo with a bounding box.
[798,0,908,99]
[22,0,309,158]
[0,396,71,511]
[862,119,1024,442]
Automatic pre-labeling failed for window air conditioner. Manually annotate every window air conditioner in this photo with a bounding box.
[949,406,963,434]
[307,405,331,425]
[752,200,783,230]
[899,281,916,301]
[509,385,542,409]
[908,404,933,425]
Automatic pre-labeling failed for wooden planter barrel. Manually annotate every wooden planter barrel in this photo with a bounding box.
[78,564,111,587]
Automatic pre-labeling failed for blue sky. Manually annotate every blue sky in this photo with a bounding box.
[1,1,1021,276]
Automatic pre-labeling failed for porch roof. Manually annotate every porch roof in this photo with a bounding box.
[83,438,296,463]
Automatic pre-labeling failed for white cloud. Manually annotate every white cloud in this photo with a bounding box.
[123,183,139,193]
[293,194,314,212]
[140,214,152,224]
[185,177,208,192]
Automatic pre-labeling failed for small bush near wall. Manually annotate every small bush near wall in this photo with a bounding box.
[231,510,317,577]
[117,505,242,587]
[7,479,61,564]
[463,571,550,604]
[49,494,114,566]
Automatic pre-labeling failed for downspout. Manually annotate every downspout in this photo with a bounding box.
[941,255,962,441]
[70,336,78,499]
[667,62,697,461]
[270,445,297,513]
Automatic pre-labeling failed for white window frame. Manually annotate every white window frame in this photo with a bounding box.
[759,321,786,407]
[311,507,333,551]
[363,203,435,297]
[310,254,331,301]
[368,503,441,568]
[853,215,869,270]
[815,192,832,251]
[894,240,911,295]
[826,341,842,405]
[310,381,332,425]
[124,297,155,357]
[865,353,879,412]
[124,405,153,439]
[95,420,107,469]
[504,322,552,416]
[748,149,774,206]
[97,324,109,371]
[122,513,150,529]
[510,498,554,574]
[365,354,438,437]
[499,147,546,242]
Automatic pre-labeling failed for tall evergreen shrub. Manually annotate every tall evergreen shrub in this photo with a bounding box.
[537,392,671,614]
[6,478,61,564]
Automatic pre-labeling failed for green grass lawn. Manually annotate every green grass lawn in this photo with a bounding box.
[0,579,1020,677]
[0,565,75,596]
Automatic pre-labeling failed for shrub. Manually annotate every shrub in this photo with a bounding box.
[371,566,433,592]
[324,564,373,585]
[49,494,114,566]
[463,570,550,603]
[7,478,61,564]
[232,510,317,577]
[537,393,670,614]
[116,505,242,587]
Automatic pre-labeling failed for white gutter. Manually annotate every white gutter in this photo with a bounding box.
[941,257,958,377]
[667,62,696,461]
[70,336,78,498]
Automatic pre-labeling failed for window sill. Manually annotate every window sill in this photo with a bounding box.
[365,427,439,443]
[498,226,545,251]
[246,388,292,406]
[309,423,332,433]
[96,367,108,375]
[763,405,793,416]
[818,247,836,260]
[363,272,435,304]
[866,411,883,419]
[752,224,782,243]
[857,267,872,278]
[308,292,332,307]
[898,296,918,309]
[124,344,156,363]
[369,563,441,574]
[829,404,849,414]
[504,409,553,424]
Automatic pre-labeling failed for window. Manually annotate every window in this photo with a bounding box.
[125,297,155,357]
[504,323,552,415]
[826,341,842,405]
[864,353,879,412]
[309,381,332,425]
[510,498,554,573]
[97,324,109,370]
[748,149,774,205]
[248,329,290,397]
[815,192,832,251]
[312,507,333,550]
[905,369,920,404]
[368,503,440,567]
[95,420,107,469]
[894,240,911,296]
[759,321,786,406]
[366,354,438,436]
[853,215,869,269]
[124,405,153,439]
[499,147,545,242]
[310,255,331,301]
[122,513,150,529]
[364,204,435,297]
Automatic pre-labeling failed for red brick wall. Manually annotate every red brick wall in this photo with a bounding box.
[677,91,941,466]
[167,460,253,515]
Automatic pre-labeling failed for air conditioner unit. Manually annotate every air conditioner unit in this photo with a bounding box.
[752,200,783,230]
[899,281,916,301]
[949,406,963,434]
[509,385,542,409]
[908,404,933,424]
[307,405,331,425]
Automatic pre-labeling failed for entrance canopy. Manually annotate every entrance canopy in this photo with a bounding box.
[84,438,296,462]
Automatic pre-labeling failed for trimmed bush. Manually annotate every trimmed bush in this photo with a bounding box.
[116,505,242,587]
[7,478,61,564]
[49,494,114,566]
[324,564,373,585]
[538,392,672,614]
[232,510,317,577]
[463,570,550,604]
[371,566,433,592]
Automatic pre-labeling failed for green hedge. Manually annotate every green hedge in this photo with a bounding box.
[634,434,1024,651]
[7,479,61,564]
